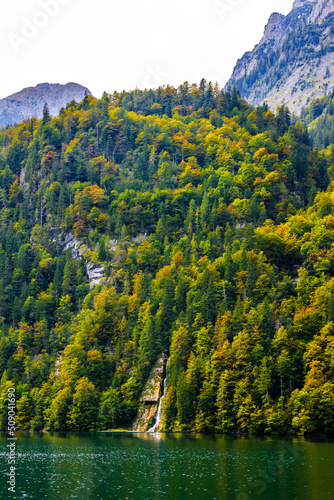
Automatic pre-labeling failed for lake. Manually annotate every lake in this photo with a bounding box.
[1,432,334,499]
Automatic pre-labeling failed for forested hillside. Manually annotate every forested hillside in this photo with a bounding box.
[301,91,334,149]
[0,81,334,435]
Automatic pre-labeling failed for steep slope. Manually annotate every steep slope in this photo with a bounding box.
[226,0,334,113]
[0,82,91,126]
[298,90,334,147]
[0,83,334,436]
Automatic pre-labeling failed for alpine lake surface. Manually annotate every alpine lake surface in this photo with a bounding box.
[1,432,334,500]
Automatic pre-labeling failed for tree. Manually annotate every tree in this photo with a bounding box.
[16,394,33,430]
[46,387,73,430]
[68,377,99,431]
[99,388,122,429]
[41,103,51,126]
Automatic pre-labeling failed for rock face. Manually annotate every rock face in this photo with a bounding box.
[131,354,167,432]
[226,0,334,113]
[62,233,148,289]
[63,233,83,261]
[86,262,105,289]
[0,82,91,127]
[260,13,287,50]
[62,233,105,288]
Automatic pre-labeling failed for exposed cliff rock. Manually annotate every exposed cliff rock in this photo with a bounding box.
[0,82,91,127]
[308,0,334,23]
[19,168,28,193]
[86,262,105,288]
[62,233,83,261]
[54,355,62,377]
[62,233,148,289]
[62,233,105,288]
[259,13,287,51]
[226,0,334,113]
[131,354,167,432]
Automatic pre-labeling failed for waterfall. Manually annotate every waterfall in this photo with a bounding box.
[147,376,167,433]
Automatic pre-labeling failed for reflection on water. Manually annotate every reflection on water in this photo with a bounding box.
[1,432,334,499]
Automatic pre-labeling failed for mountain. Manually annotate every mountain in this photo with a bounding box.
[226,0,334,113]
[0,83,334,435]
[0,82,91,127]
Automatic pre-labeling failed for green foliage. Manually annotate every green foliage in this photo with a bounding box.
[68,377,99,431]
[0,82,334,434]
[300,92,334,150]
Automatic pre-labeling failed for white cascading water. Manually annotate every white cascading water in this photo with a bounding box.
[147,376,167,433]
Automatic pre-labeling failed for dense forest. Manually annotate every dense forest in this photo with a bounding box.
[0,80,334,435]
[301,90,334,149]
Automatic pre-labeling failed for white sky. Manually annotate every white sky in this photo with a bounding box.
[0,0,294,99]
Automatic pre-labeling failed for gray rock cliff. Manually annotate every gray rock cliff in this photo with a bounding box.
[226,0,334,113]
[0,82,91,127]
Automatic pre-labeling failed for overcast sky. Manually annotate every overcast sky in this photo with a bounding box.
[0,0,294,99]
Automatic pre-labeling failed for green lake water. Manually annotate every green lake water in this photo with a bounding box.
[1,432,334,500]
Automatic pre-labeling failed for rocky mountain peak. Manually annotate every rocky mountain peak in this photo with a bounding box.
[0,82,91,127]
[226,0,334,113]
[259,12,287,50]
